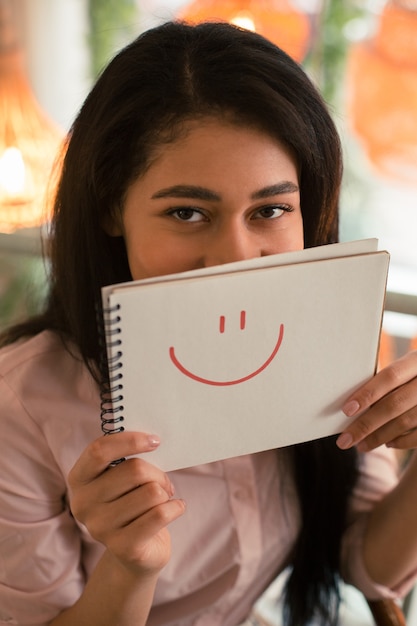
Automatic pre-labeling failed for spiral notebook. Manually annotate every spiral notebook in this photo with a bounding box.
[101,239,389,471]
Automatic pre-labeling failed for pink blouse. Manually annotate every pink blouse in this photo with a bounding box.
[0,331,415,626]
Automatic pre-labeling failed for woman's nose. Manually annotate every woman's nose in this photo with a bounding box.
[203,224,261,267]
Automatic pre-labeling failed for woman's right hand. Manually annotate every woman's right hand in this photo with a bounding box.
[68,431,185,578]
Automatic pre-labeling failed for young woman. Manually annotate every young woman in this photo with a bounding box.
[1,20,417,626]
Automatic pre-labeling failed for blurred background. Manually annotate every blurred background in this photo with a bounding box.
[1,0,417,362]
[1,1,417,620]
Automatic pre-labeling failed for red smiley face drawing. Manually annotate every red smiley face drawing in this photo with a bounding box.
[169,310,284,386]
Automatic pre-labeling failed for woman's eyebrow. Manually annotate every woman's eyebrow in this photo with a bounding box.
[151,185,220,201]
[151,181,299,201]
[251,182,299,199]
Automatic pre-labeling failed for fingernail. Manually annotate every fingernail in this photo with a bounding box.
[343,400,360,417]
[147,435,160,448]
[336,433,354,449]
[169,481,175,497]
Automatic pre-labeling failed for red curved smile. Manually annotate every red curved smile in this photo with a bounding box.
[169,323,284,386]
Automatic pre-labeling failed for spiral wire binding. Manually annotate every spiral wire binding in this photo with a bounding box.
[99,302,125,432]
[98,302,126,465]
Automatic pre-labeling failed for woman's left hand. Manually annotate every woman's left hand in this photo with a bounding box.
[336,350,417,452]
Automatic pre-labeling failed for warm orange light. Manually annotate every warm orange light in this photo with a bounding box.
[0,146,26,197]
[378,329,396,369]
[347,0,417,184]
[0,2,64,233]
[177,0,311,63]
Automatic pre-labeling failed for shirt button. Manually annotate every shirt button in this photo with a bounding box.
[233,488,251,501]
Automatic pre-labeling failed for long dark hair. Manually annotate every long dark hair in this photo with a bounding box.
[0,21,357,625]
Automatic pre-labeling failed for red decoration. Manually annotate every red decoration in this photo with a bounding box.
[0,0,64,231]
[347,1,417,184]
[177,0,311,63]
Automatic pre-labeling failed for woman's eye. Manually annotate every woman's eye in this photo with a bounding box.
[253,205,291,219]
[168,208,206,222]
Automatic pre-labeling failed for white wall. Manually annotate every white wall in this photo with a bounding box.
[12,0,91,131]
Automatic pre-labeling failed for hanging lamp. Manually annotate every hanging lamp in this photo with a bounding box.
[347,0,417,184]
[0,0,64,233]
[177,0,311,63]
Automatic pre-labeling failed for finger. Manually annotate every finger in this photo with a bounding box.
[356,406,417,452]
[337,378,417,450]
[337,353,417,450]
[90,457,175,504]
[84,480,175,541]
[110,499,186,562]
[107,500,186,571]
[69,431,160,486]
[386,429,417,450]
[342,351,417,419]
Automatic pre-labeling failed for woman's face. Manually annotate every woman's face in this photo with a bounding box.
[110,118,304,280]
